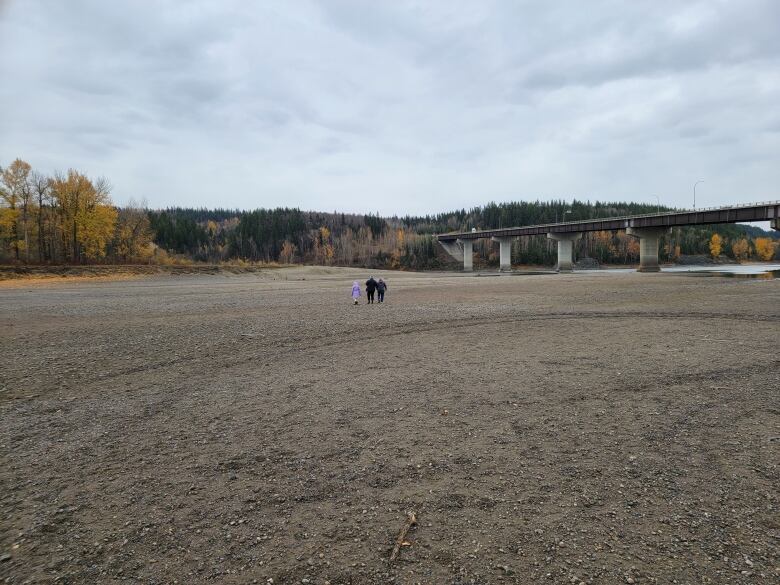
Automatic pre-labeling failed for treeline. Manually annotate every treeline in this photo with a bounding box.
[2,157,778,268]
[147,207,443,269]
[0,159,154,264]
[144,202,779,268]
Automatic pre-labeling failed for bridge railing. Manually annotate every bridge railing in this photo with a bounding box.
[437,200,780,238]
[544,200,778,225]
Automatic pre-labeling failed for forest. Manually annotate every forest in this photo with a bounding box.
[2,158,778,269]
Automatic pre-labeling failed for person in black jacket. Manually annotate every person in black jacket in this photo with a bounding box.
[365,276,378,304]
[376,278,387,303]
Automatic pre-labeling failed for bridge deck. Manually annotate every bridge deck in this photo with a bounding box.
[437,201,780,241]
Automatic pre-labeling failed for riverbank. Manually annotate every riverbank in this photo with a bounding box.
[0,263,286,282]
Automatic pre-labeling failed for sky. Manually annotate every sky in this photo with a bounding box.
[1,0,779,216]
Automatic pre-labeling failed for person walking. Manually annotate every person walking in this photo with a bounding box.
[365,276,378,304]
[377,278,387,303]
[351,281,361,305]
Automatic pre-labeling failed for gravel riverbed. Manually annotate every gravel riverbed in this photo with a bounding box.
[1,267,778,584]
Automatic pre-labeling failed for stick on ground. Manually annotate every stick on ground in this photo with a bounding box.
[389,511,417,562]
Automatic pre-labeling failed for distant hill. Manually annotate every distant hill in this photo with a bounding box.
[144,201,779,268]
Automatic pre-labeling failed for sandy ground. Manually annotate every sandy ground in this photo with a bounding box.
[1,267,778,584]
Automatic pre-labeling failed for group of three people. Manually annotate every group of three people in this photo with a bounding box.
[351,276,387,304]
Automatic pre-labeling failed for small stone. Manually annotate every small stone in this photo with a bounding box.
[0,553,11,562]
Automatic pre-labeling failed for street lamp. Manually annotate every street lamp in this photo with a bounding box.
[654,195,661,214]
[564,210,572,222]
[693,180,704,210]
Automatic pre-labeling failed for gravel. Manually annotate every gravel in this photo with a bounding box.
[1,267,778,584]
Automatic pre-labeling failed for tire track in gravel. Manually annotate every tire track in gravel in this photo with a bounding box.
[85,309,780,385]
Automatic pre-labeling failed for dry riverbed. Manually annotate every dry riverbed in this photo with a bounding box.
[1,267,778,584]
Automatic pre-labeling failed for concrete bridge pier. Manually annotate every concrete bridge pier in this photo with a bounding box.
[547,232,581,272]
[459,239,474,271]
[626,227,665,272]
[491,236,512,271]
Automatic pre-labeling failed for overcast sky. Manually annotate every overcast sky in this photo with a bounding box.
[1,1,779,215]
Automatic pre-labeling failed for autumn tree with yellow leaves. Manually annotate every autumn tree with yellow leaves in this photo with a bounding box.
[731,238,750,261]
[0,159,32,260]
[709,233,723,258]
[390,228,405,268]
[50,170,117,262]
[278,240,297,264]
[0,158,136,264]
[313,226,335,265]
[753,237,778,261]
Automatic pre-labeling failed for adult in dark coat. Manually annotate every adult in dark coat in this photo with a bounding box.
[376,278,387,303]
[365,276,378,304]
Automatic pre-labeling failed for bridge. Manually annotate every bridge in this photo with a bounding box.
[437,201,780,272]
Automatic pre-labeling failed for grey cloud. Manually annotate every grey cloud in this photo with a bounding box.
[1,0,778,214]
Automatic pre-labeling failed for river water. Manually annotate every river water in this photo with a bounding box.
[593,263,780,278]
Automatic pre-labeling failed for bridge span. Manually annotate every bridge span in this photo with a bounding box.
[437,201,780,272]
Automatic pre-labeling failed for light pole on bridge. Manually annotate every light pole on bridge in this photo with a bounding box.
[693,180,704,210]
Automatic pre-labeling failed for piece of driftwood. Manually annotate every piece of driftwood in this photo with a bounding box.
[389,511,417,562]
